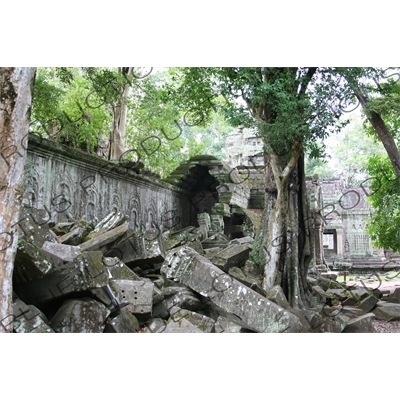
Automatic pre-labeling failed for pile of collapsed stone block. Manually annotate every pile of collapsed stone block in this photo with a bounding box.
[307,274,400,332]
[9,207,398,333]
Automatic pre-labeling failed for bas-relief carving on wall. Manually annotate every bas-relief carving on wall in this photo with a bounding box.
[25,137,190,233]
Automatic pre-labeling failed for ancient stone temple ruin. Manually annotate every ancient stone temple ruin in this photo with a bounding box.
[12,134,400,333]
[306,175,385,269]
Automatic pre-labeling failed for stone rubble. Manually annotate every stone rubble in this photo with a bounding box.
[10,206,400,333]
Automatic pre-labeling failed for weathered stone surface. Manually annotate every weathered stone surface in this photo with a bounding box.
[84,211,127,241]
[106,229,165,266]
[342,313,376,333]
[13,237,54,284]
[373,303,400,321]
[266,285,290,309]
[110,280,154,315]
[211,203,230,217]
[169,306,215,333]
[230,236,254,246]
[325,289,348,301]
[348,287,371,302]
[41,241,82,268]
[17,207,58,248]
[59,226,85,245]
[12,299,54,333]
[52,221,76,235]
[161,246,303,333]
[341,306,366,319]
[359,294,379,313]
[201,232,229,249]
[145,317,167,333]
[162,227,195,251]
[214,316,244,333]
[186,240,205,255]
[50,298,110,333]
[104,309,140,333]
[153,286,204,318]
[105,258,141,281]
[79,221,129,252]
[14,251,109,305]
[386,287,400,303]
[228,267,262,293]
[312,285,328,298]
[342,296,358,306]
[164,318,204,333]
[212,244,251,271]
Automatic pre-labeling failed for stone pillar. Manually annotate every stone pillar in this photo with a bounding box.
[314,217,324,266]
[197,213,211,236]
[336,228,344,257]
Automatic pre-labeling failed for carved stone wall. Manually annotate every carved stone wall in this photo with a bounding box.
[24,135,191,232]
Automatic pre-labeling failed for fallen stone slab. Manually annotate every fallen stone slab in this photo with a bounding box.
[17,207,58,248]
[52,221,76,235]
[13,237,54,284]
[12,299,54,333]
[162,227,195,251]
[145,317,168,333]
[14,251,109,306]
[59,226,85,246]
[228,267,262,292]
[348,287,372,302]
[79,221,129,252]
[214,316,244,333]
[201,232,229,249]
[109,280,154,315]
[373,303,400,321]
[169,306,215,333]
[187,240,205,256]
[341,306,367,319]
[325,289,349,301]
[50,298,110,333]
[105,257,141,281]
[359,294,379,313]
[342,313,376,333]
[212,243,251,271]
[104,309,140,333]
[153,286,204,318]
[265,285,290,309]
[386,287,400,303]
[164,318,204,333]
[41,241,82,269]
[106,229,165,267]
[84,211,127,241]
[161,246,303,333]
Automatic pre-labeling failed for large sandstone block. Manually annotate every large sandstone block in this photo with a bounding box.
[109,280,154,315]
[212,244,251,271]
[50,298,110,333]
[14,251,109,306]
[161,246,303,333]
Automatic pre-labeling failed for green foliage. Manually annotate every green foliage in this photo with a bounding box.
[366,154,400,251]
[305,113,386,184]
[30,67,218,176]
[31,68,111,152]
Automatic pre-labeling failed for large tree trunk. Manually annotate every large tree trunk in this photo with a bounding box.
[0,67,36,332]
[253,142,312,308]
[109,67,133,160]
[351,84,400,182]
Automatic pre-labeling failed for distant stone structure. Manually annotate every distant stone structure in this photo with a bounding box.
[316,176,385,264]
[224,126,265,209]
[224,126,264,168]
[223,126,385,266]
